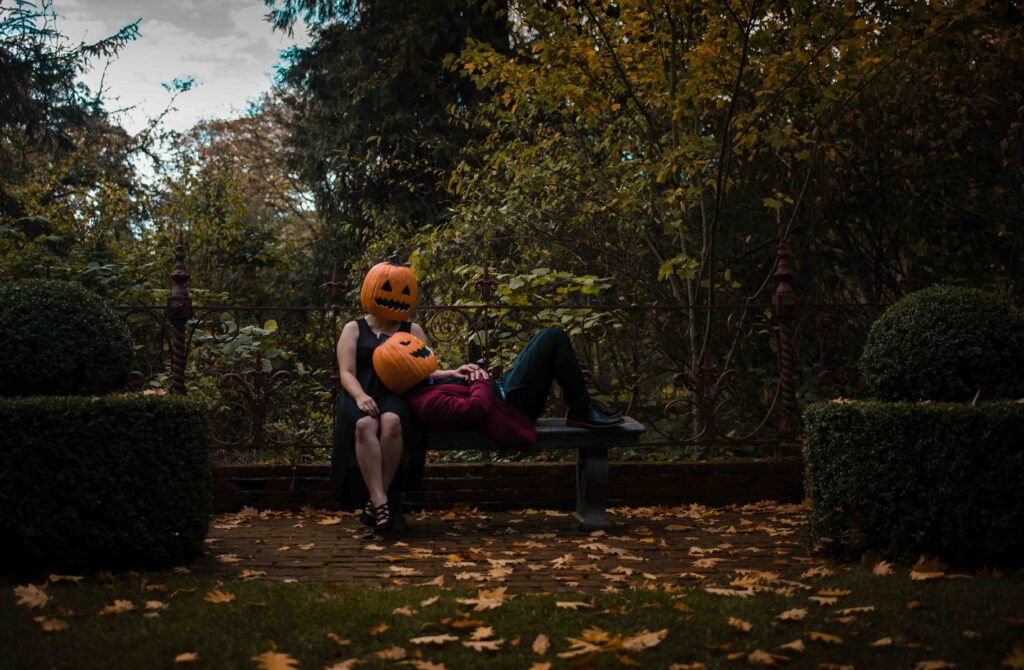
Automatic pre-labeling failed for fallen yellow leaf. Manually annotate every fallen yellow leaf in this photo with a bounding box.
[370,622,389,635]
[48,574,84,584]
[621,628,668,652]
[456,586,509,611]
[99,599,135,615]
[323,660,360,670]
[409,634,459,645]
[869,637,893,647]
[470,626,494,640]
[911,571,945,581]
[14,584,49,608]
[33,616,69,632]
[318,516,343,525]
[375,646,406,660]
[392,606,417,616]
[532,633,550,655]
[1002,642,1024,669]
[463,639,504,651]
[174,652,198,663]
[528,663,552,670]
[835,605,875,615]
[873,561,894,576]
[420,596,440,607]
[808,631,843,644]
[250,650,299,670]
[145,600,168,610]
[915,662,955,670]
[728,617,752,632]
[747,649,789,665]
[555,600,594,610]
[776,608,807,621]
[778,639,804,653]
[203,589,236,604]
[326,632,350,646]
[403,662,445,670]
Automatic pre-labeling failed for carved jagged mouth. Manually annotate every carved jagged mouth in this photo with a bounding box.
[411,346,433,358]
[375,297,411,312]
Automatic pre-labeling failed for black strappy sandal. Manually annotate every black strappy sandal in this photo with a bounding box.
[373,501,398,536]
[359,499,375,527]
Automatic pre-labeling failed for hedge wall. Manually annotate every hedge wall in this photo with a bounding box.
[0,279,134,397]
[803,401,1024,565]
[859,285,1024,402]
[0,395,211,572]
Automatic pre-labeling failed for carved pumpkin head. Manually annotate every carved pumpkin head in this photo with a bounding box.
[360,262,418,321]
[373,333,437,393]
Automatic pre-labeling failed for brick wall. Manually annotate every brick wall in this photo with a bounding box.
[214,461,803,512]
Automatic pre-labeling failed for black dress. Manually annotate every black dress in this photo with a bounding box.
[331,318,425,506]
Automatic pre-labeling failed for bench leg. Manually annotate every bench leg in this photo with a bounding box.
[573,446,612,530]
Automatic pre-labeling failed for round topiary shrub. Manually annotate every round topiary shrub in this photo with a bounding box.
[860,285,1024,401]
[0,279,133,396]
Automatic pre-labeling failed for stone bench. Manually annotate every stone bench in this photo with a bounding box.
[425,417,646,530]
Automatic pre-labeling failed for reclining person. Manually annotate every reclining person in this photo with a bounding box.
[372,327,622,449]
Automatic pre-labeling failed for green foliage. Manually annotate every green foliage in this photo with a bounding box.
[0,279,133,396]
[860,286,1024,401]
[0,395,212,571]
[803,400,1024,566]
[274,0,508,278]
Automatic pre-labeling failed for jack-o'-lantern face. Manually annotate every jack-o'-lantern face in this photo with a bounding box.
[360,262,418,321]
[372,333,437,393]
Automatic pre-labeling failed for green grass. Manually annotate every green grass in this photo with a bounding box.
[4,568,1023,669]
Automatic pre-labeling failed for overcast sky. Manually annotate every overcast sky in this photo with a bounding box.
[54,0,310,134]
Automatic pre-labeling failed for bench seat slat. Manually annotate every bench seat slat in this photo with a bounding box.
[425,417,645,451]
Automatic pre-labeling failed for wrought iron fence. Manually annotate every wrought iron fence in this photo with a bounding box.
[116,241,891,465]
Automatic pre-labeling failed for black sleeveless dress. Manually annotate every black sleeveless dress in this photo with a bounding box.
[331,318,425,506]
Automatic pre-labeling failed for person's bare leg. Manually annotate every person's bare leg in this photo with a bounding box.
[379,412,403,492]
[354,416,387,507]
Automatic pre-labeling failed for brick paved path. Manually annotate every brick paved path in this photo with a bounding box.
[193,502,824,592]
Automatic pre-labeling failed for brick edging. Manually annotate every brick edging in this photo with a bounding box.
[214,461,803,512]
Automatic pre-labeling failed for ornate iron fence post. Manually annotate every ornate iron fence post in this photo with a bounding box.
[167,238,194,395]
[773,244,800,459]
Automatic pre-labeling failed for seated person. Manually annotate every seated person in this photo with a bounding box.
[372,327,622,449]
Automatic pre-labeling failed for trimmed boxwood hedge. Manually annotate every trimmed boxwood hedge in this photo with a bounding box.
[859,285,1024,401]
[803,400,1024,565]
[0,279,134,397]
[0,395,211,572]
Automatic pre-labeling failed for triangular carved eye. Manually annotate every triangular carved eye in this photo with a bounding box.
[400,339,412,346]
[401,285,411,295]
[381,280,393,292]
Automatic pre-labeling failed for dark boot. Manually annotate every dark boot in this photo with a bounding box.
[567,401,625,429]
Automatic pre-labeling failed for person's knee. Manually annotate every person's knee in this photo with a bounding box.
[355,416,378,440]
[380,413,403,440]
